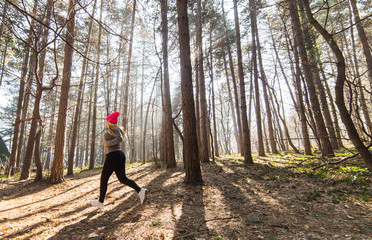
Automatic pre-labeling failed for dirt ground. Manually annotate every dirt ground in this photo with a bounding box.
[0,157,371,240]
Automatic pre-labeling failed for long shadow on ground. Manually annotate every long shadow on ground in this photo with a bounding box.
[47,167,186,239]
[2,167,149,239]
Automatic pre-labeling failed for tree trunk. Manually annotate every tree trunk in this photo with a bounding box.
[321,66,344,147]
[89,0,103,170]
[34,127,43,181]
[67,0,96,175]
[176,0,202,184]
[222,50,239,153]
[249,0,265,157]
[122,0,137,151]
[288,0,334,157]
[284,21,312,155]
[44,92,56,172]
[298,1,339,150]
[234,0,253,164]
[20,87,42,180]
[20,0,53,180]
[208,27,219,157]
[303,0,372,170]
[8,34,32,176]
[347,2,372,139]
[221,0,243,154]
[84,78,93,167]
[161,0,176,168]
[348,0,372,87]
[50,0,77,183]
[0,1,9,42]
[143,69,159,165]
[256,27,278,154]
[140,43,145,162]
[0,41,8,87]
[196,0,209,163]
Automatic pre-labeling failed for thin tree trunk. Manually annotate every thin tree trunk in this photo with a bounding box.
[208,28,219,157]
[222,50,239,153]
[129,84,136,163]
[122,0,137,151]
[288,0,334,157]
[195,56,201,158]
[44,92,56,172]
[84,77,93,167]
[50,0,77,183]
[89,0,103,170]
[20,87,42,180]
[347,3,372,139]
[0,1,9,42]
[0,41,8,86]
[176,0,202,184]
[249,0,265,157]
[234,0,253,164]
[298,1,339,150]
[143,69,160,165]
[20,0,53,180]
[348,0,372,87]
[67,0,96,175]
[321,65,344,147]
[7,29,32,176]
[105,36,112,116]
[196,0,209,163]
[34,127,43,181]
[256,27,278,154]
[221,0,243,154]
[219,93,229,154]
[284,20,312,155]
[161,0,176,168]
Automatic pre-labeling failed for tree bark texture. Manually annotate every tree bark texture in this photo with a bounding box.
[288,0,334,157]
[221,0,243,154]
[235,0,253,163]
[50,0,76,183]
[196,0,210,163]
[161,0,176,168]
[122,0,137,151]
[177,0,202,184]
[67,0,96,175]
[89,0,103,170]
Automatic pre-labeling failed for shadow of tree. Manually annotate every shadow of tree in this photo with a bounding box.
[172,183,217,240]
[47,167,185,239]
[2,167,150,239]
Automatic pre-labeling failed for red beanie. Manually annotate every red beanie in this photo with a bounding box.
[106,112,120,124]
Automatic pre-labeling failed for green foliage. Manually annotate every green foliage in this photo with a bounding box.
[212,237,223,240]
[356,194,371,202]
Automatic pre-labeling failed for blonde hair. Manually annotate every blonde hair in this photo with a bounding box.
[107,121,125,138]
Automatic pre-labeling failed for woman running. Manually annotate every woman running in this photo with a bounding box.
[91,112,147,209]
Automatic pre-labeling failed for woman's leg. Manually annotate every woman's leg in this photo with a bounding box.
[99,154,115,203]
[114,151,141,193]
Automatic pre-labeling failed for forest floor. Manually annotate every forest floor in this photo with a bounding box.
[0,152,371,240]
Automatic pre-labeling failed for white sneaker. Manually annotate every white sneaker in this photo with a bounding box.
[138,188,147,204]
[91,200,104,209]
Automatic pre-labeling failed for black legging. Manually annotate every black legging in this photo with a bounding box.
[99,150,141,203]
